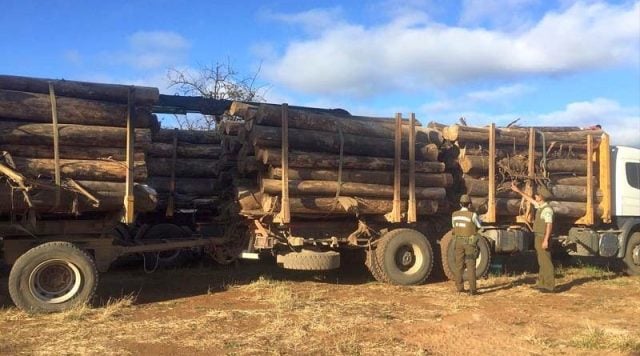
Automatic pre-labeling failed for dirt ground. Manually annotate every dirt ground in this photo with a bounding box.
[1,252,638,356]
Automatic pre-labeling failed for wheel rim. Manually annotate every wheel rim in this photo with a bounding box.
[28,259,82,304]
[394,244,423,274]
[632,244,640,265]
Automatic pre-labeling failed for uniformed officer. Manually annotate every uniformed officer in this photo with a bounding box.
[452,194,482,295]
[511,182,555,293]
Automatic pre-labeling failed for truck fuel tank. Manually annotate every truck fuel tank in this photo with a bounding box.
[482,228,532,253]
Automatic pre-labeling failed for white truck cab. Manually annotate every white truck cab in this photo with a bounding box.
[613,146,640,217]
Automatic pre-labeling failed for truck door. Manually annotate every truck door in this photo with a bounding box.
[614,146,640,217]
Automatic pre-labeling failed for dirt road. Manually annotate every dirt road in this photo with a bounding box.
[1,254,638,355]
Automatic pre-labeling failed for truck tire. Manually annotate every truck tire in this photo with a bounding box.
[365,249,386,282]
[278,250,340,270]
[623,232,640,276]
[375,229,434,285]
[8,241,98,313]
[440,230,491,281]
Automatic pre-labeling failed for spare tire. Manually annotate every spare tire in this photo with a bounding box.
[9,241,98,313]
[375,229,434,285]
[277,250,340,270]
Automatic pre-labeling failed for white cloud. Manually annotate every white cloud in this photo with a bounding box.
[466,83,533,102]
[262,8,344,34]
[263,1,640,97]
[114,31,190,70]
[63,49,82,65]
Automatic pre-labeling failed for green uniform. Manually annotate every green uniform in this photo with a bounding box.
[452,208,481,293]
[533,202,555,291]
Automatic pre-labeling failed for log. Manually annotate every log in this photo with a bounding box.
[233,102,442,144]
[233,185,264,214]
[147,142,222,159]
[261,194,441,216]
[471,197,603,218]
[146,157,219,178]
[261,179,447,200]
[446,124,602,146]
[9,157,147,182]
[0,144,145,161]
[268,167,453,187]
[0,74,159,104]
[153,129,221,144]
[460,155,589,175]
[260,149,446,173]
[549,175,597,186]
[76,178,220,196]
[464,177,602,202]
[250,125,438,161]
[0,182,156,214]
[0,89,155,127]
[459,145,589,160]
[0,121,151,148]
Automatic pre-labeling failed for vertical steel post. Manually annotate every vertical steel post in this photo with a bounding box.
[391,113,402,223]
[487,123,496,223]
[578,134,595,225]
[123,87,136,224]
[279,103,291,224]
[48,82,61,206]
[407,113,417,223]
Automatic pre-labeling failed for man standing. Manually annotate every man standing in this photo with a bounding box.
[511,182,555,293]
[452,195,482,295]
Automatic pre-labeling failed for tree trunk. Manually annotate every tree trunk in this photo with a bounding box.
[250,125,439,161]
[0,74,159,104]
[471,197,602,218]
[232,102,442,145]
[0,183,156,214]
[446,124,601,146]
[0,89,155,128]
[261,194,441,216]
[146,157,219,178]
[464,177,601,202]
[146,177,221,195]
[460,155,589,175]
[0,121,151,148]
[9,157,147,182]
[147,142,222,159]
[550,175,597,186]
[0,144,145,161]
[268,167,453,187]
[152,129,221,144]
[260,149,445,173]
[261,178,447,200]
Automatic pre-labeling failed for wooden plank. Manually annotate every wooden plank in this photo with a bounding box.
[279,103,291,224]
[124,88,135,224]
[407,113,417,223]
[487,123,496,223]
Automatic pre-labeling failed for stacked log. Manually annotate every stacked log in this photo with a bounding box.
[146,128,223,210]
[443,124,604,219]
[0,75,159,215]
[226,102,451,218]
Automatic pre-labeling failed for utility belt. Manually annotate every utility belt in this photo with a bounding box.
[455,234,479,245]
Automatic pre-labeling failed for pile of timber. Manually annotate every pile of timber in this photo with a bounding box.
[146,128,223,211]
[0,75,159,215]
[226,102,452,218]
[444,124,604,219]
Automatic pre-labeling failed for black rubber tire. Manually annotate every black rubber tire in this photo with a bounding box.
[440,230,491,281]
[375,229,434,285]
[365,248,387,282]
[623,232,640,276]
[278,250,340,270]
[8,241,98,313]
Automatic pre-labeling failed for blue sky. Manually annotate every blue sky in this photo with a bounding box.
[1,0,639,146]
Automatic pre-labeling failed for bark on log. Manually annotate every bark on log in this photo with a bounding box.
[233,102,442,145]
[460,155,589,175]
[250,125,438,161]
[446,124,602,146]
[471,197,603,218]
[550,175,597,186]
[0,74,159,104]
[0,182,156,214]
[147,142,222,159]
[268,167,453,187]
[261,194,441,216]
[260,149,446,173]
[459,146,589,160]
[261,179,447,200]
[233,185,264,214]
[0,121,151,148]
[0,144,145,161]
[146,157,219,178]
[9,157,147,181]
[152,129,221,144]
[464,177,602,202]
[0,89,155,128]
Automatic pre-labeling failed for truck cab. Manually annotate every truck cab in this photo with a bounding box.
[613,146,640,218]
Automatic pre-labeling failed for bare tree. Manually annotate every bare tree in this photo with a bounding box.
[166,58,267,130]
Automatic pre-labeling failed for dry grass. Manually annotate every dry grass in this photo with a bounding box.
[570,326,640,353]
